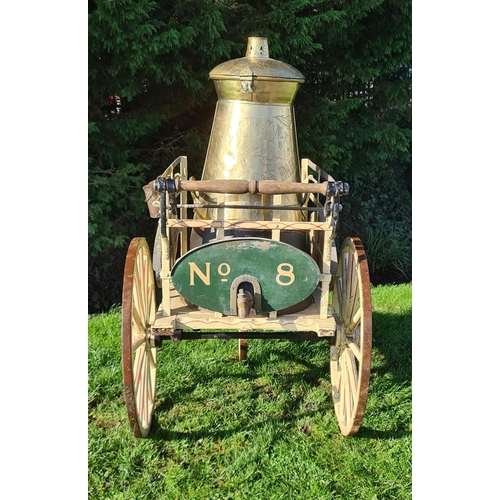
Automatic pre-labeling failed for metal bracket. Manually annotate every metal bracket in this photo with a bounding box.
[153,178,178,237]
[171,329,182,343]
[324,181,349,233]
[240,67,256,94]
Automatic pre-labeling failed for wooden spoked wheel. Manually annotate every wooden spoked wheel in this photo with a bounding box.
[122,238,157,438]
[331,236,372,436]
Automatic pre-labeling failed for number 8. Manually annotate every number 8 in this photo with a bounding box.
[276,263,295,286]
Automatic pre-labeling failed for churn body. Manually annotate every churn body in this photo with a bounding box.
[195,37,306,223]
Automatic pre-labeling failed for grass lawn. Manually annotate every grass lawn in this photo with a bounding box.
[88,283,411,499]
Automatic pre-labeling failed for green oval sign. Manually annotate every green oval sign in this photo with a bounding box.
[171,238,320,314]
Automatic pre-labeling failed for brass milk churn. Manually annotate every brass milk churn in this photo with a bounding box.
[194,36,305,227]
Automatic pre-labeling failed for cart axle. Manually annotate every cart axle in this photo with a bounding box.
[152,328,332,346]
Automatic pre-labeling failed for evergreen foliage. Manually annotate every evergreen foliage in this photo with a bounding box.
[89,0,411,313]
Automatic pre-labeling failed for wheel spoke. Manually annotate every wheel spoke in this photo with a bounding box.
[345,349,358,400]
[147,346,157,370]
[340,355,349,423]
[342,352,352,422]
[140,250,149,311]
[347,279,359,324]
[137,264,147,321]
[147,283,155,324]
[134,334,148,420]
[347,307,361,334]
[145,357,152,400]
[346,338,361,361]
[132,302,147,334]
[138,348,151,425]
[342,251,354,322]
[141,356,151,423]
[137,248,148,313]
[339,362,345,419]
[341,252,349,320]
[132,334,146,353]
[133,345,146,393]
[335,276,342,317]
[347,252,354,302]
[142,253,156,325]
[132,280,145,329]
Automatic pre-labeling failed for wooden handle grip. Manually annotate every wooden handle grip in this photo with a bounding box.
[175,179,329,196]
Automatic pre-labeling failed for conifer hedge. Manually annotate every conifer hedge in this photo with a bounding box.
[89,0,411,313]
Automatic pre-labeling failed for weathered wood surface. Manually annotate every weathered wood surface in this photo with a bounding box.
[174,178,330,195]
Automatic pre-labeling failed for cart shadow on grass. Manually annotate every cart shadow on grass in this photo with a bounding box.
[146,307,411,443]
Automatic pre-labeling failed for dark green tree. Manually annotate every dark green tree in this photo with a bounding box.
[89,0,237,310]
[89,0,411,312]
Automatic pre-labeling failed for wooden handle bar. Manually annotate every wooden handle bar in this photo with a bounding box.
[174,179,330,196]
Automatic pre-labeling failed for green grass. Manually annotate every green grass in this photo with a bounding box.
[88,283,411,499]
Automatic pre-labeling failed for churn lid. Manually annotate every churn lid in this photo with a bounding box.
[209,37,305,83]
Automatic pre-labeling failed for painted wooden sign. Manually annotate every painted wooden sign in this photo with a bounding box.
[171,238,320,314]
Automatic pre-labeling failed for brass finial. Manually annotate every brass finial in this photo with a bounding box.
[245,37,269,58]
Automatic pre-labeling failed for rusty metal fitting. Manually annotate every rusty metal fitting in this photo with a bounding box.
[236,288,254,319]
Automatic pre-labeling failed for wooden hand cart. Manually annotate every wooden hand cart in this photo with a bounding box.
[121,156,372,438]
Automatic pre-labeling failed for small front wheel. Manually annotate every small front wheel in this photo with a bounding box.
[121,238,157,437]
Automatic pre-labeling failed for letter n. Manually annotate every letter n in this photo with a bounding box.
[188,262,211,286]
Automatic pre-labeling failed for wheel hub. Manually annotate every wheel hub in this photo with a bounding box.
[332,323,346,361]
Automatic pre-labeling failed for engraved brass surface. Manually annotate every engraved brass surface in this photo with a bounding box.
[197,37,305,221]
